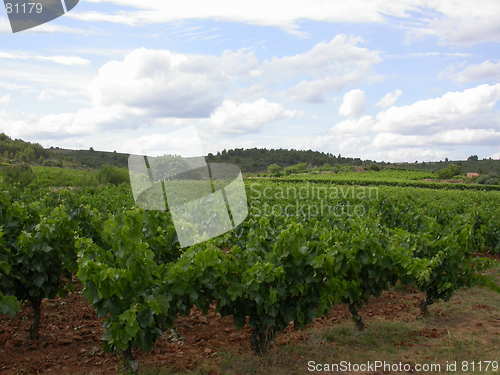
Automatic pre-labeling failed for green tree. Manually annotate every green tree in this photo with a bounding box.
[436,164,460,179]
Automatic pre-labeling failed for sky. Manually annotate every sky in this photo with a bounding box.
[0,0,500,162]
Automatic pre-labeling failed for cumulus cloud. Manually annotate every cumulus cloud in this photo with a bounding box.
[89,48,228,118]
[339,89,366,117]
[264,35,380,102]
[324,83,500,161]
[88,48,264,118]
[0,105,144,140]
[376,89,402,108]
[443,60,500,83]
[373,84,500,134]
[434,128,500,145]
[210,99,298,134]
[88,39,379,120]
[414,1,500,45]
[264,35,379,77]
[332,84,500,136]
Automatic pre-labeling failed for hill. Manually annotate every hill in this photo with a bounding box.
[0,133,128,169]
[0,133,499,175]
[206,148,366,172]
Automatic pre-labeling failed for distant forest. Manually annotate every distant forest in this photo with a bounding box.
[206,148,366,172]
[1,133,499,175]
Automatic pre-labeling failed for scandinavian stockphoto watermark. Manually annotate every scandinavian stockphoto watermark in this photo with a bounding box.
[248,183,379,219]
[128,128,248,248]
[3,0,79,33]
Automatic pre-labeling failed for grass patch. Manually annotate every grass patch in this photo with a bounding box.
[33,166,98,187]
[323,320,423,351]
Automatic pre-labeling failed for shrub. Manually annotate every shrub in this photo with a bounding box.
[42,159,63,168]
[476,174,500,185]
[436,164,461,179]
[97,165,129,185]
[367,164,381,171]
[0,163,35,186]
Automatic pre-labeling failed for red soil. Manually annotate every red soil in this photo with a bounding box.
[0,287,429,375]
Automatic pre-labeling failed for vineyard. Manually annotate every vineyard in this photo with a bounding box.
[271,170,500,191]
[1,177,499,374]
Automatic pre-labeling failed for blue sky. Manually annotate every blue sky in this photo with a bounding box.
[1,0,500,161]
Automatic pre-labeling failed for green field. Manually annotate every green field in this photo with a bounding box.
[282,169,436,181]
[0,166,499,374]
[264,169,500,191]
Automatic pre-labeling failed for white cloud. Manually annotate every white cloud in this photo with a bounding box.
[443,60,500,83]
[371,129,500,149]
[6,0,496,46]
[376,148,449,163]
[209,99,298,134]
[371,133,427,148]
[491,152,500,159]
[339,89,366,117]
[434,128,500,145]
[324,84,500,161]
[288,74,370,103]
[264,35,379,77]
[0,51,90,66]
[376,89,403,108]
[374,84,500,134]
[0,95,10,106]
[120,126,206,156]
[88,48,261,118]
[414,1,500,45]
[0,59,93,108]
[36,88,89,105]
[71,1,500,45]
[333,116,375,134]
[0,105,141,140]
[266,35,380,102]
[88,39,380,116]
[37,55,90,66]
[74,1,418,34]
[89,48,229,118]
[331,84,500,137]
